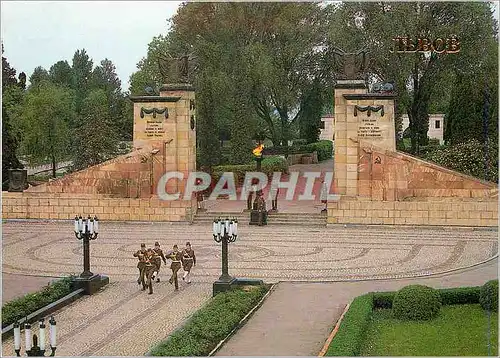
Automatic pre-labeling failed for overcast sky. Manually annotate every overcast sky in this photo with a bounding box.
[1,1,182,91]
[1,1,498,92]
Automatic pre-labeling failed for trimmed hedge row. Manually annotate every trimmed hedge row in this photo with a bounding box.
[325,293,374,356]
[211,157,289,186]
[326,283,497,356]
[262,140,333,162]
[2,277,74,328]
[149,285,269,356]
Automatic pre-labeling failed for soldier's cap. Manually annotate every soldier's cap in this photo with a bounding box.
[186,241,191,246]
[173,244,178,249]
[140,243,146,248]
[155,241,160,246]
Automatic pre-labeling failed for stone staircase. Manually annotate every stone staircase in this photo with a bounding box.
[192,211,327,226]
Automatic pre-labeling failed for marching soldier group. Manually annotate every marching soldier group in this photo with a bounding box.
[133,241,196,294]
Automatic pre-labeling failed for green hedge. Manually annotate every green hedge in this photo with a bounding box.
[262,140,333,162]
[424,139,498,183]
[149,285,269,356]
[372,286,482,309]
[327,285,487,356]
[392,285,441,321]
[211,157,289,186]
[301,140,333,162]
[480,279,498,312]
[2,277,74,328]
[325,293,373,356]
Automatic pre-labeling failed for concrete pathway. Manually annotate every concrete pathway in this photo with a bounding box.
[2,273,54,304]
[216,258,498,356]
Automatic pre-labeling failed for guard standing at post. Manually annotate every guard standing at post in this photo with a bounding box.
[181,242,196,284]
[133,243,148,285]
[152,242,167,282]
[166,244,183,290]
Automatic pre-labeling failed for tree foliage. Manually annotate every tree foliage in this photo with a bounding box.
[10,81,73,177]
[71,89,119,170]
[2,47,24,189]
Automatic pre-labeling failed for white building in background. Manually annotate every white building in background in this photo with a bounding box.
[320,114,335,142]
[401,114,445,144]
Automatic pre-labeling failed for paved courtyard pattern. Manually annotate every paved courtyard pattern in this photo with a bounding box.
[1,221,497,356]
[2,221,497,282]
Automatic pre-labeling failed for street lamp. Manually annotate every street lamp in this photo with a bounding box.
[212,218,238,290]
[74,215,98,278]
[14,317,57,357]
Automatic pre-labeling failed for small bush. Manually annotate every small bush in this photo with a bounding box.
[439,286,481,305]
[373,292,394,309]
[392,285,441,321]
[480,279,498,312]
[149,285,269,356]
[211,157,289,186]
[303,140,333,161]
[424,139,498,183]
[325,293,373,356]
[2,276,74,327]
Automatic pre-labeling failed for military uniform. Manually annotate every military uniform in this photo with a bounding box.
[255,194,267,225]
[152,245,167,282]
[166,250,183,290]
[142,250,159,294]
[181,248,196,283]
[133,248,148,285]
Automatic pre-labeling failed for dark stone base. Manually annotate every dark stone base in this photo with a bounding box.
[213,277,265,296]
[72,274,109,295]
[249,210,267,226]
[213,277,238,296]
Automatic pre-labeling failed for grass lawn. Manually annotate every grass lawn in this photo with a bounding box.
[361,304,498,356]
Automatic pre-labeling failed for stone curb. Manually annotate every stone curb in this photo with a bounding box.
[326,223,498,231]
[318,302,350,357]
[283,253,498,284]
[2,288,85,338]
[2,219,191,225]
[208,283,278,357]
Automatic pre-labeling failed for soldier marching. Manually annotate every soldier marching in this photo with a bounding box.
[133,242,195,294]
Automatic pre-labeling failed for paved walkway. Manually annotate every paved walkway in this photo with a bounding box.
[2,220,497,356]
[216,258,498,356]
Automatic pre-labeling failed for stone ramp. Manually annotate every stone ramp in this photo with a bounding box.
[1,281,211,356]
[215,258,498,356]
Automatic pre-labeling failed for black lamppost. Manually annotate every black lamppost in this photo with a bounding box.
[212,218,238,295]
[74,215,99,278]
[13,317,57,356]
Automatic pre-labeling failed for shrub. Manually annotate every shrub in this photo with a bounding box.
[373,292,394,309]
[424,139,498,183]
[149,285,269,356]
[439,286,481,305]
[479,279,498,312]
[211,157,289,186]
[308,140,333,161]
[2,276,74,327]
[325,293,373,356]
[392,285,441,321]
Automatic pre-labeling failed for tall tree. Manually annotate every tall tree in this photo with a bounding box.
[2,47,24,189]
[11,81,73,177]
[49,60,73,87]
[29,66,50,88]
[71,49,93,114]
[326,2,498,154]
[72,89,119,170]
